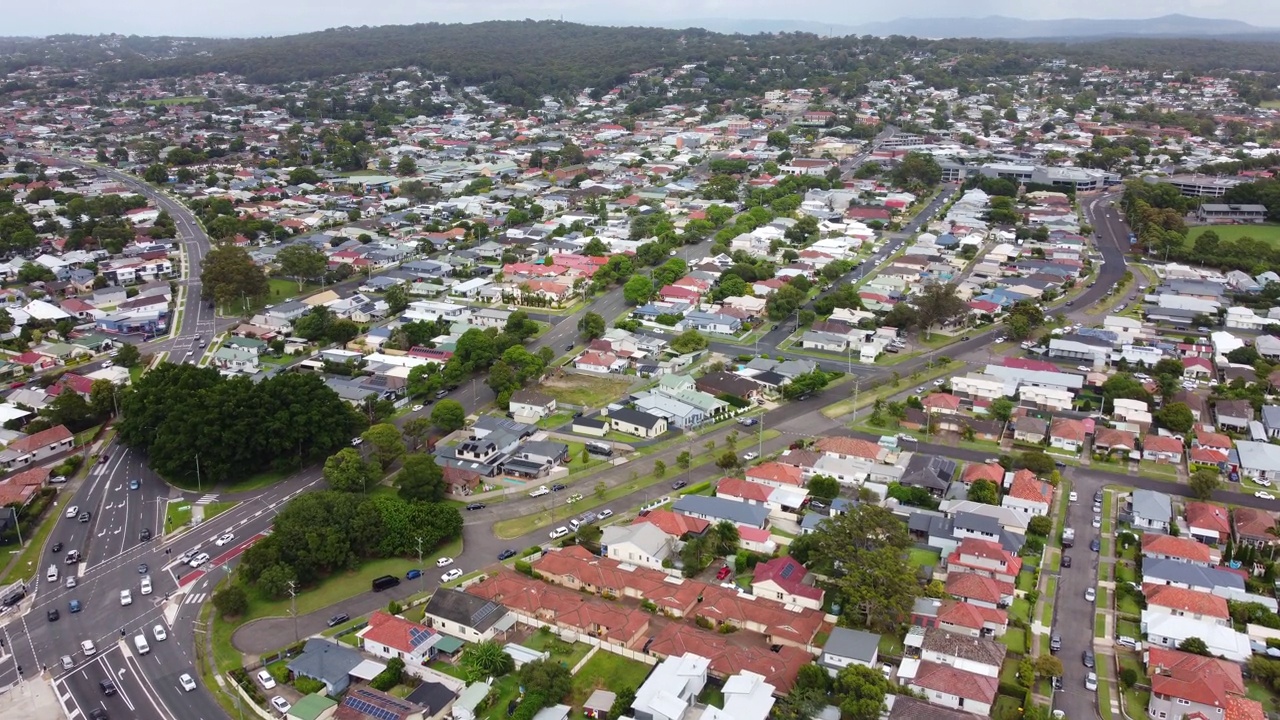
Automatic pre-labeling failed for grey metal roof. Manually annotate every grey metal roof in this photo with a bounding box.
[671,495,770,527]
[1143,557,1245,592]
[1130,489,1172,524]
[286,638,363,686]
[822,627,881,663]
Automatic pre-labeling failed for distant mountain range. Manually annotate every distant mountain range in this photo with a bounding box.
[658,14,1277,39]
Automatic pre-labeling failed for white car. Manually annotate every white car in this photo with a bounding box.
[350,437,363,446]
[1085,672,1098,692]
[215,532,235,547]
[742,452,758,461]
[81,639,97,657]
[271,697,291,714]
[153,624,167,642]
[120,589,133,606]
[436,557,454,568]
[1256,491,1276,500]
[932,379,945,386]
[140,575,152,595]
[65,505,79,519]
[65,576,76,589]
[188,552,211,568]
[529,485,550,497]
[1085,588,1096,602]
[256,669,276,690]
[598,509,613,519]
[549,526,570,539]
[441,568,463,583]
[412,405,423,412]
[1257,477,1273,488]
[1092,515,1102,528]
[179,673,197,692]
[1068,491,1078,502]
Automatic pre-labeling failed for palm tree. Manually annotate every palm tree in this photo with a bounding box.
[459,640,514,681]
[712,520,740,556]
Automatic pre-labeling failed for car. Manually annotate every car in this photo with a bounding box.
[742,452,758,461]
[327,613,350,628]
[47,608,59,622]
[549,527,570,539]
[65,505,79,519]
[350,437,363,446]
[102,360,113,368]
[932,379,945,386]
[139,528,152,542]
[271,697,292,714]
[738,417,758,427]
[257,669,276,690]
[1115,635,1138,649]
[138,563,148,574]
[1092,515,1102,528]
[1090,538,1101,552]
[809,499,827,509]
[1065,300,1074,306]
[564,344,574,352]
[412,405,423,413]
[100,679,117,696]
[51,541,62,553]
[140,576,152,595]
[1052,675,1064,692]
[1083,650,1095,668]
[1085,588,1096,602]
[128,479,140,490]
[441,568,464,583]
[179,548,199,564]
[1259,491,1277,500]
[60,655,74,671]
[65,576,77,589]
[1050,635,1062,652]
[961,335,971,341]
[434,389,449,399]
[551,483,567,492]
[915,386,926,394]
[81,639,96,656]
[1062,555,1072,568]
[179,673,197,692]
[465,502,488,511]
[716,565,733,581]
[88,709,107,720]
[49,475,67,484]
[1069,491,1078,502]
[78,511,90,523]
[671,480,688,490]
[1092,503,1102,513]
[69,599,82,613]
[1197,326,1210,333]
[984,458,999,464]
[995,336,1007,343]
[436,557,454,568]
[498,549,518,561]
[188,552,211,568]
[120,589,132,606]
[1085,672,1098,691]
[153,624,167,642]
[215,532,235,547]
[597,509,613,519]
[64,549,80,565]
[529,485,550,497]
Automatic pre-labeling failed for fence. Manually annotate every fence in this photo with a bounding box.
[507,610,658,666]
[225,672,277,720]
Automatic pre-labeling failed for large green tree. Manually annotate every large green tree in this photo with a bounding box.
[396,453,446,502]
[201,244,269,310]
[275,244,328,291]
[361,423,406,471]
[324,447,380,492]
[814,504,916,631]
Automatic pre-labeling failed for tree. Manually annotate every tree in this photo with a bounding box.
[201,244,269,310]
[833,665,890,720]
[275,244,328,291]
[1028,515,1052,536]
[431,400,467,433]
[891,152,942,190]
[518,658,572,703]
[712,520,740,555]
[114,343,141,368]
[989,397,1015,423]
[670,329,709,354]
[807,474,840,500]
[370,657,405,691]
[623,275,654,305]
[577,312,605,340]
[609,688,638,720]
[402,417,433,451]
[361,423,405,470]
[653,460,666,478]
[676,450,691,470]
[395,154,418,176]
[1155,402,1194,433]
[459,640,514,681]
[142,164,169,184]
[912,281,967,338]
[323,447,380,492]
[783,370,831,400]
[716,451,740,471]
[766,130,791,149]
[1178,637,1210,656]
[967,479,999,505]
[384,285,409,315]
[814,504,915,631]
[212,584,248,618]
[396,453,446,502]
[1189,468,1222,501]
[288,167,322,185]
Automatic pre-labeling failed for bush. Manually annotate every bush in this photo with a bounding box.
[1120,667,1138,688]
[695,615,714,630]
[293,676,325,695]
[370,657,405,691]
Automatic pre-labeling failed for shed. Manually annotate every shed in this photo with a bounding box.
[584,689,618,719]
[503,642,550,669]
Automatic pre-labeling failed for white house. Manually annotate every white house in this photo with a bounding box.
[508,389,557,423]
[421,589,512,643]
[1140,611,1252,663]
[600,523,673,571]
[1000,472,1052,518]
[819,627,880,676]
[357,611,440,665]
[631,653,709,720]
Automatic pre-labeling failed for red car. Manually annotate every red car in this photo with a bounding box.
[715,565,732,581]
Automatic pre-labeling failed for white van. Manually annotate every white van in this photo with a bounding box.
[46,565,58,583]
[133,634,150,656]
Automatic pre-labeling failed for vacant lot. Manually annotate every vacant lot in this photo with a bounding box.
[1188,223,1280,249]
[538,373,633,409]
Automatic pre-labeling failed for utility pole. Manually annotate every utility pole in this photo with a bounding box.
[194,453,202,494]
[757,414,764,459]
[852,376,861,416]
[12,508,21,547]
[287,580,298,643]
[415,536,424,592]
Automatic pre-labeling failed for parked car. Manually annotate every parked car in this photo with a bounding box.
[742,452,758,461]
[497,549,518,561]
[549,527,570,539]
[597,509,613,519]
[671,480,688,490]
[465,503,486,511]
[1050,635,1062,652]
[1085,673,1098,691]
[441,568,464,583]
[1085,588,1096,602]
[1062,555,1072,568]
[406,569,423,580]
[716,565,733,581]
[271,697,291,714]
[327,613,350,628]
[435,557,454,568]
[1082,651,1095,669]
[550,483,567,491]
[256,669,276,690]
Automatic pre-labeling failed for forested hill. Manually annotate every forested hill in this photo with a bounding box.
[6,21,1280,107]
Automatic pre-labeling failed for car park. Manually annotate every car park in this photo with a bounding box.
[441,568,463,583]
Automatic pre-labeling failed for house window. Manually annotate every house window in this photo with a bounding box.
[1176,699,1190,706]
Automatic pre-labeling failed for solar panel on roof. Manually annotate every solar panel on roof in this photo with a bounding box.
[354,688,415,713]
[409,627,434,648]
[344,697,398,720]
[779,563,796,579]
[471,601,499,625]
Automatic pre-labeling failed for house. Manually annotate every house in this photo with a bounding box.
[286,638,364,696]
[918,627,1006,678]
[946,538,1022,584]
[1012,416,1048,445]
[1131,490,1173,533]
[671,495,770,529]
[907,656,999,715]
[1232,507,1277,547]
[751,556,824,610]
[1141,611,1252,662]
[900,455,957,497]
[1184,502,1231,545]
[1000,472,1052,517]
[1145,648,1262,720]
[934,599,1008,638]
[210,346,260,373]
[609,408,668,439]
[600,522,674,571]
[508,390,556,423]
[944,572,1014,609]
[819,627,880,677]
[335,687,428,720]
[357,611,440,665]
[1215,399,1253,432]
[1143,435,1185,465]
[705,670,776,720]
[1144,586,1230,625]
[695,371,762,401]
[575,351,627,374]
[887,696,988,720]
[1142,558,1245,595]
[0,425,74,470]
[1234,441,1280,483]
[1094,428,1138,457]
[420,589,512,643]
[1049,417,1086,452]
[451,681,493,720]
[631,653,709,720]
[1142,533,1216,567]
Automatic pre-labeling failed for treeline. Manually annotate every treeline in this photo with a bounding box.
[118,363,363,485]
[1123,178,1280,274]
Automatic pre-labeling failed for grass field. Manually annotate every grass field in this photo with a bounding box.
[570,652,653,707]
[202,501,237,522]
[537,374,634,409]
[0,502,61,586]
[164,500,193,531]
[1189,223,1280,249]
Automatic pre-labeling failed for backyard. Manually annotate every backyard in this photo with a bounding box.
[569,651,654,707]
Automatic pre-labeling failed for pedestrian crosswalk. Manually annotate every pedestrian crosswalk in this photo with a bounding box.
[184,593,207,605]
[194,494,218,505]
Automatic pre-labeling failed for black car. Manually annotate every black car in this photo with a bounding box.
[51,542,62,553]
[551,483,566,492]
[139,528,152,542]
[671,480,688,490]
[565,344,574,351]
[47,608,59,622]
[465,503,486,511]
[327,613,350,628]
[100,679,117,696]
[78,511,91,523]
[138,563,148,574]
[1062,555,1072,568]
[497,549,518,561]
[1090,538,1101,552]
[961,335,970,341]
[89,709,108,720]
[1082,650,1095,669]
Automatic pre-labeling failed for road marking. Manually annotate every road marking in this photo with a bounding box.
[184,593,206,604]
[195,494,218,505]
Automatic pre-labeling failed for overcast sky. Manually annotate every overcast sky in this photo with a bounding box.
[8,0,1280,37]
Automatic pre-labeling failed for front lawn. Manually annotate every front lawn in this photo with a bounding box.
[1000,627,1028,654]
[570,651,654,707]
[1011,597,1032,624]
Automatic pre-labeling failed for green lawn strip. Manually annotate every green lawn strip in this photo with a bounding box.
[1011,597,1032,624]
[203,501,237,522]
[1188,223,1280,249]
[0,501,63,586]
[1097,663,1114,720]
[492,431,779,539]
[165,500,193,532]
[537,411,576,430]
[1116,619,1142,639]
[1040,577,1057,626]
[908,548,941,569]
[239,538,462,622]
[1017,572,1037,593]
[878,633,905,658]
[1116,592,1142,616]
[217,468,292,493]
[999,627,1028,654]
[1097,587,1110,610]
[1095,613,1107,638]
[200,595,250,719]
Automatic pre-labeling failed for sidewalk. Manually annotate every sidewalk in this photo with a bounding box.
[0,675,64,720]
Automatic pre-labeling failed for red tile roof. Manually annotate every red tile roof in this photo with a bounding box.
[922,394,961,411]
[647,622,809,693]
[1233,507,1277,541]
[944,572,1013,605]
[936,600,1008,630]
[1145,586,1229,619]
[361,611,436,653]
[911,661,998,704]
[1189,447,1229,465]
[814,436,883,460]
[1050,417,1086,442]
[950,538,1023,577]
[1146,647,1245,708]
[1142,533,1213,563]
[1143,435,1185,454]
[751,556,823,602]
[715,477,773,503]
[962,462,1003,485]
[1184,502,1231,537]
[1226,695,1266,720]
[1007,474,1052,505]
[745,462,804,487]
[7,425,72,454]
[1195,432,1233,451]
[634,509,710,538]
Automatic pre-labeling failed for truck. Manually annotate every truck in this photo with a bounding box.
[1062,528,1075,548]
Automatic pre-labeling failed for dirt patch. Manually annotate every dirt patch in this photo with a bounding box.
[537,373,634,409]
